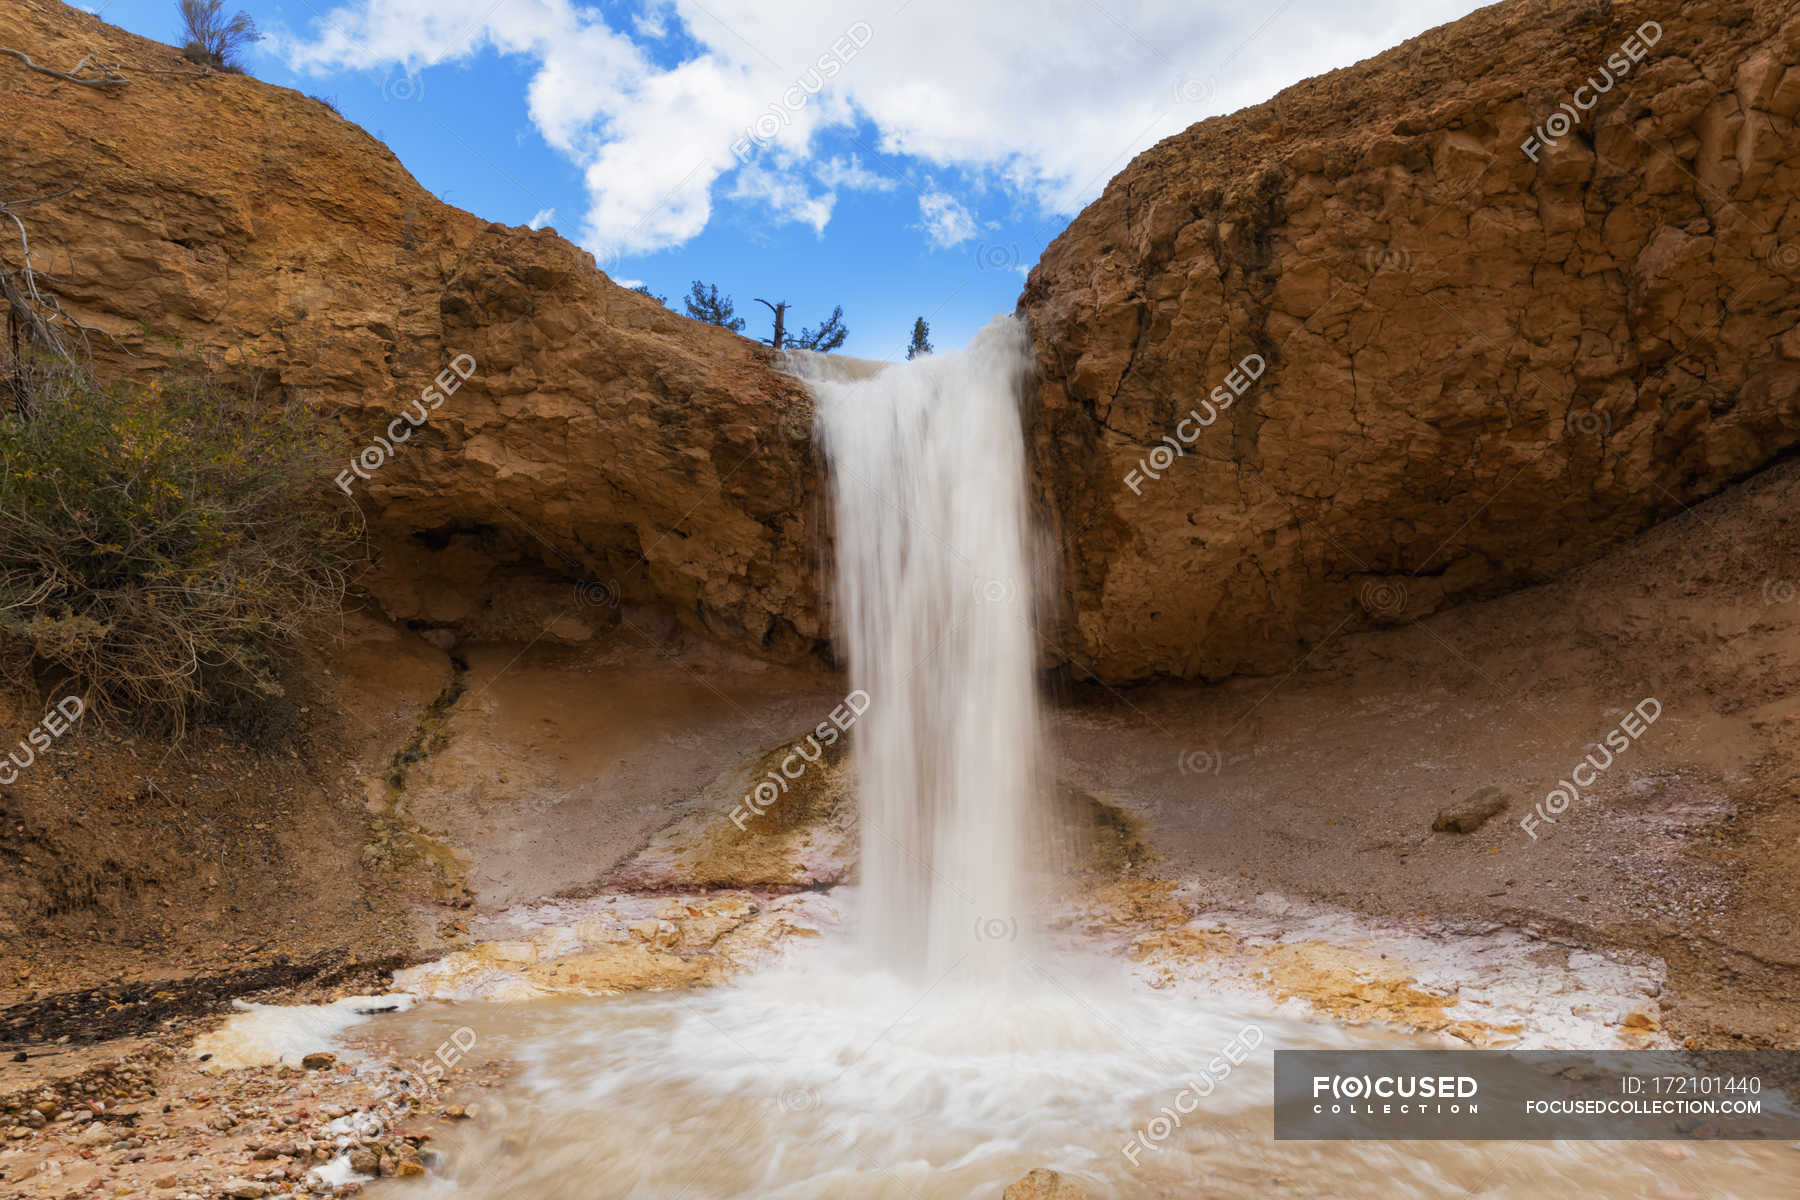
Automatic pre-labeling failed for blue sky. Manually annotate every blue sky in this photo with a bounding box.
[83,0,1487,360]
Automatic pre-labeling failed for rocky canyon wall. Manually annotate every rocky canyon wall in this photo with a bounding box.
[1020,0,1800,680]
[4,0,1799,684]
[0,0,824,660]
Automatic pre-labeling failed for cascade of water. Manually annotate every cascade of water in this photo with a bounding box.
[354,329,1733,1200]
[795,316,1048,980]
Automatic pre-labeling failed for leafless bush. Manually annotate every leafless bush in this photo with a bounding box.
[177,0,261,72]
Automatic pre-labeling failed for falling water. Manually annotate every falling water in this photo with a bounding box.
[353,322,1800,1198]
[799,316,1047,979]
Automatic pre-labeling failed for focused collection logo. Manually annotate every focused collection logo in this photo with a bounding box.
[1276,1050,1800,1141]
[1311,1073,1479,1116]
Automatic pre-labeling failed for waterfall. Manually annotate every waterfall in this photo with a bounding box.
[795,316,1047,981]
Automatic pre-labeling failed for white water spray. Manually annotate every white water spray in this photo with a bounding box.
[797,316,1047,979]
[374,323,1768,1200]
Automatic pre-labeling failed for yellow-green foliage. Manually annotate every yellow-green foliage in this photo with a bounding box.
[0,362,359,736]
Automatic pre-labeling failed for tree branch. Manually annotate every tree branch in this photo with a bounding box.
[0,48,130,87]
[0,189,128,415]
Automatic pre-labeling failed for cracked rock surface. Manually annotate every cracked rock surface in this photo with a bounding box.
[1021,0,1800,681]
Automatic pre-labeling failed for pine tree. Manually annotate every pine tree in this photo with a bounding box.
[794,305,848,353]
[631,284,668,306]
[905,318,933,360]
[682,281,744,333]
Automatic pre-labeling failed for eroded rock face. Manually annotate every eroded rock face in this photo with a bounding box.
[0,0,823,659]
[8,1,1800,685]
[1021,0,1800,681]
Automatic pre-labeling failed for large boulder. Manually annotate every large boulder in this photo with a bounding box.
[1021,0,1800,681]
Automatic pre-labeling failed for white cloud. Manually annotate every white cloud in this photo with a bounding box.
[730,166,836,234]
[633,0,675,40]
[916,186,977,249]
[286,0,1490,259]
[527,207,556,230]
[815,154,894,193]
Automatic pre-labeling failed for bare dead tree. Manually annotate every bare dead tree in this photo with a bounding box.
[755,298,790,349]
[0,48,130,87]
[0,45,212,86]
[0,187,103,416]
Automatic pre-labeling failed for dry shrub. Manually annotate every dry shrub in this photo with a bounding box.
[0,360,359,737]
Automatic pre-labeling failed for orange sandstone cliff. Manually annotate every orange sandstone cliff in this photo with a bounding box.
[1021,0,1800,680]
[4,0,1800,683]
